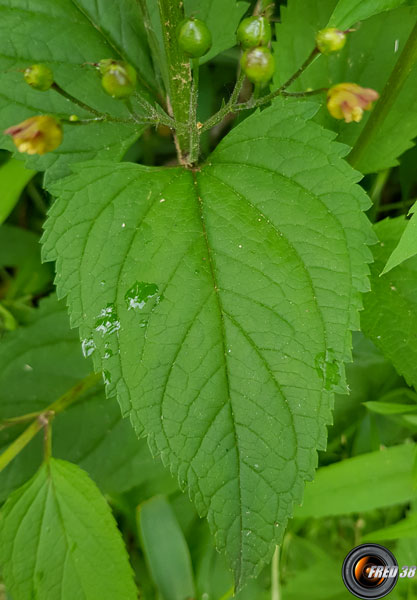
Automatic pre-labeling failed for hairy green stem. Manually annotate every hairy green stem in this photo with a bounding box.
[238,48,320,110]
[0,372,100,472]
[133,93,179,129]
[201,48,320,132]
[158,0,191,163]
[52,83,105,119]
[349,21,417,169]
[281,88,328,98]
[279,47,320,92]
[54,82,167,127]
[188,58,200,164]
[201,70,246,133]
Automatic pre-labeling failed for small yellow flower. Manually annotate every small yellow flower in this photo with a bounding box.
[4,116,62,155]
[327,83,379,123]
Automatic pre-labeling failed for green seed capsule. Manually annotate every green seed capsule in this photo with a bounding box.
[24,64,54,92]
[99,60,137,99]
[177,18,212,58]
[315,28,346,54]
[237,16,272,49]
[241,47,275,85]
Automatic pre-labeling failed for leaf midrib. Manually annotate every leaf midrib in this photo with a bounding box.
[192,169,245,585]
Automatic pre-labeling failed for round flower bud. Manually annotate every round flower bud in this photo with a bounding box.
[316,28,346,54]
[237,16,272,49]
[177,18,212,58]
[99,60,137,99]
[5,116,63,155]
[23,64,54,91]
[240,47,275,85]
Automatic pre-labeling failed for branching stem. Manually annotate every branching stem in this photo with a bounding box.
[201,47,321,133]
[201,70,246,133]
[0,372,100,472]
[53,82,175,129]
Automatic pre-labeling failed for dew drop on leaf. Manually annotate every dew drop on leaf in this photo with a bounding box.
[94,304,120,336]
[314,349,340,391]
[81,338,96,357]
[104,347,113,359]
[124,281,162,310]
[102,369,112,385]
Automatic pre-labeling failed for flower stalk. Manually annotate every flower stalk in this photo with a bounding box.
[201,47,321,133]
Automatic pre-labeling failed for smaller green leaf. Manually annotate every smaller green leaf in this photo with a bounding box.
[364,401,417,415]
[137,495,196,600]
[361,218,417,390]
[295,443,417,518]
[382,205,417,274]
[0,458,138,600]
[0,159,35,224]
[363,513,417,541]
[328,0,407,29]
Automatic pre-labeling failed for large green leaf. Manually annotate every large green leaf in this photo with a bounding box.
[0,458,138,600]
[328,0,408,29]
[361,217,417,390]
[42,98,373,587]
[0,294,169,500]
[0,0,150,182]
[275,2,417,174]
